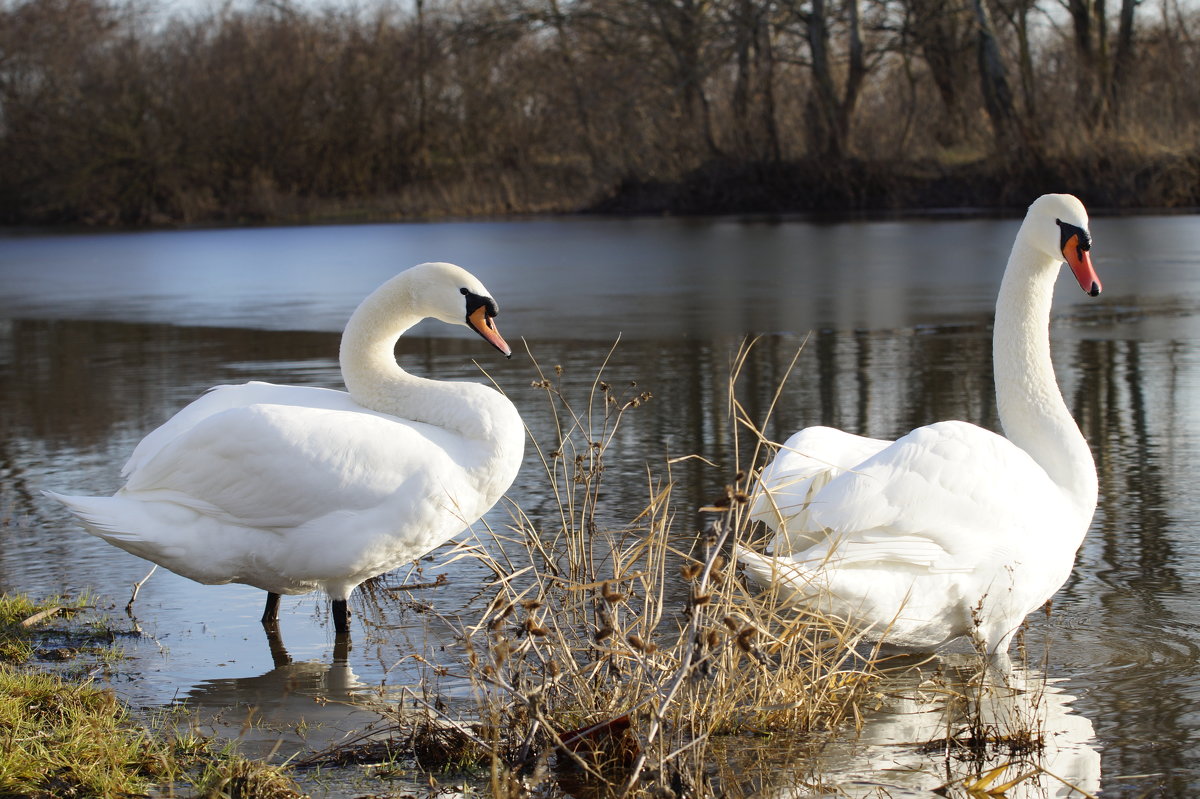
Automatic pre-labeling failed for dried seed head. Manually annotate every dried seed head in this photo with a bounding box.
[691,591,712,606]
[712,554,726,571]
[680,563,701,581]
[600,581,625,604]
[736,627,756,652]
[554,364,563,375]
[521,599,544,610]
[524,618,549,636]
[733,491,750,504]
[735,470,747,482]
[705,629,721,648]
[599,381,611,392]
[722,615,740,631]
[595,626,614,642]
[493,640,511,666]
[548,661,561,677]
[627,634,657,654]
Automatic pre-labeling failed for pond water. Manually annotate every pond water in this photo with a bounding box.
[1,210,1198,796]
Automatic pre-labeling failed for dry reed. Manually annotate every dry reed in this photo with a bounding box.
[359,339,887,797]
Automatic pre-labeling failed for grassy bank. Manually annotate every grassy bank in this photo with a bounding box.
[0,594,304,799]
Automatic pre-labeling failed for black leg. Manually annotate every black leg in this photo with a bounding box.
[262,591,281,625]
[331,599,351,635]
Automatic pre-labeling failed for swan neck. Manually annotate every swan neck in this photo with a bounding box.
[993,239,1097,512]
[338,274,497,442]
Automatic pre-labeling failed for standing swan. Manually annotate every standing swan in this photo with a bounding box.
[46,262,524,635]
[740,194,1102,656]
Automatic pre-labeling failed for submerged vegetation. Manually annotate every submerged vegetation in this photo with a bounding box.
[1,0,1198,226]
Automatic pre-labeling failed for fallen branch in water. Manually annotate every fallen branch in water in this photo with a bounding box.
[383,574,449,592]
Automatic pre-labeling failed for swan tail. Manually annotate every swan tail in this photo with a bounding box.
[42,490,187,562]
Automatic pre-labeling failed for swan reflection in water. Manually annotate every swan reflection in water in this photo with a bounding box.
[170,633,388,761]
[793,654,1100,798]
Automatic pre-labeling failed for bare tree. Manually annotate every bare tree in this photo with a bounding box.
[781,0,866,160]
[969,0,1018,150]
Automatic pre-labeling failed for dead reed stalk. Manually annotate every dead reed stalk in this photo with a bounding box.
[416,339,884,797]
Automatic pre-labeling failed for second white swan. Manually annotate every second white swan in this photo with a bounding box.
[46,262,525,635]
[740,194,1102,656]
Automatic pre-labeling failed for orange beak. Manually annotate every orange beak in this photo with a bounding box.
[467,305,512,358]
[1063,233,1102,297]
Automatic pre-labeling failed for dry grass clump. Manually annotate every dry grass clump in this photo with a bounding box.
[191,749,306,799]
[372,342,883,796]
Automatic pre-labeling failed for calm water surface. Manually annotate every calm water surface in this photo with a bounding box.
[1,212,1198,796]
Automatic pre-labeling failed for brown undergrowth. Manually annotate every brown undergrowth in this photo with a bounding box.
[349,340,884,797]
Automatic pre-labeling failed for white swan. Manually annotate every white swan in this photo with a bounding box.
[740,194,1102,656]
[45,262,524,635]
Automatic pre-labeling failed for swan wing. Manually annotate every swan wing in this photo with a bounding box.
[122,382,357,479]
[123,400,473,530]
[803,420,1072,573]
[751,426,891,554]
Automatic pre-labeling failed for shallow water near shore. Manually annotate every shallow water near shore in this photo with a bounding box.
[2,212,1199,795]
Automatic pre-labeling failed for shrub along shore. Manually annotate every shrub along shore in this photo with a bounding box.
[2,0,1197,227]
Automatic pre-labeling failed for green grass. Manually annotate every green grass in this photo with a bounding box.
[0,665,175,797]
[0,593,305,798]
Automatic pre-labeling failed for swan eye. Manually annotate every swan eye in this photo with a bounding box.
[459,287,469,295]
[463,290,499,319]
[1055,219,1092,253]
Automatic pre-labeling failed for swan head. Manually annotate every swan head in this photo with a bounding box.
[410,262,512,358]
[1025,194,1102,297]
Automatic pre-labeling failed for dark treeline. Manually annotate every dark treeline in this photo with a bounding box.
[1,0,1197,226]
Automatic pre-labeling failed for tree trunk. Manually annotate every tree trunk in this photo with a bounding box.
[803,0,862,160]
[970,0,1018,151]
[906,0,974,143]
[1111,0,1138,117]
[546,0,604,171]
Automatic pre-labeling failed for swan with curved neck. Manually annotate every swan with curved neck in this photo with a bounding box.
[46,262,524,635]
[741,194,1102,655]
